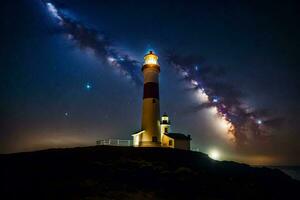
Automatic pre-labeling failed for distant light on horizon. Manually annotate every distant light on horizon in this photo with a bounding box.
[209,149,220,160]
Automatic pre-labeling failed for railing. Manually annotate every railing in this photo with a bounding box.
[191,147,201,152]
[96,139,200,152]
[96,139,132,146]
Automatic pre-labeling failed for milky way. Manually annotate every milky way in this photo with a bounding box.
[38,0,299,165]
[166,52,283,148]
[45,1,143,86]
[45,1,283,148]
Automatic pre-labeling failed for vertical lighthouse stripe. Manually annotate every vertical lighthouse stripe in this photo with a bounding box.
[143,82,159,99]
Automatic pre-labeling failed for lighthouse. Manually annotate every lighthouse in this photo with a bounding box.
[133,51,161,147]
[132,51,191,150]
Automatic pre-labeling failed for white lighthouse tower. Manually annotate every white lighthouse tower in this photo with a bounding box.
[132,51,161,147]
[132,51,191,150]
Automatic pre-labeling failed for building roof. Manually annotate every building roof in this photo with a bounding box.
[132,130,145,136]
[166,133,191,140]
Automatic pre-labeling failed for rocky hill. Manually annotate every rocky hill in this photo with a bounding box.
[0,146,299,199]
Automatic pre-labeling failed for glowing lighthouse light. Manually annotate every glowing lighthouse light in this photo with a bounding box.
[144,51,159,65]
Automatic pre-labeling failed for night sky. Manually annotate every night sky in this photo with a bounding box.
[1,0,300,165]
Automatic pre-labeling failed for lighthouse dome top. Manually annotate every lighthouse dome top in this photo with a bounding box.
[144,51,159,65]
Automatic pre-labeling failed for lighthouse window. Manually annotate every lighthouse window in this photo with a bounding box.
[152,99,156,103]
[169,140,173,146]
[164,127,168,133]
[152,136,158,142]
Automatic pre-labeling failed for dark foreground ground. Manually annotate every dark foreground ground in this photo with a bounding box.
[1,146,299,199]
[270,166,300,181]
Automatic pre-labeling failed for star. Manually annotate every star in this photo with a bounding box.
[257,120,262,125]
[85,83,92,90]
[213,98,218,103]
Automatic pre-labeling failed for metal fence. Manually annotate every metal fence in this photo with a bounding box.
[96,139,201,153]
[191,147,201,152]
[96,139,132,146]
